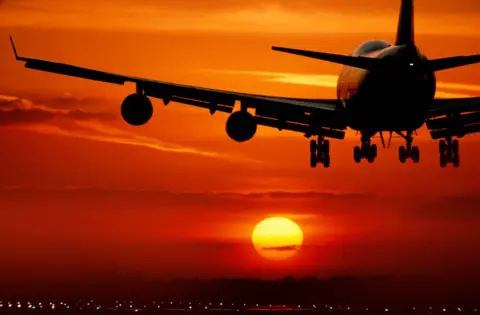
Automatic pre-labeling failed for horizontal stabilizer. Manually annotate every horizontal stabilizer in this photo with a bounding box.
[428,55,480,72]
[272,46,384,70]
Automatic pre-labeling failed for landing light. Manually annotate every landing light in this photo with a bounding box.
[409,63,414,66]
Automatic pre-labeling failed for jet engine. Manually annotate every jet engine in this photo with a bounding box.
[226,111,257,142]
[121,94,153,126]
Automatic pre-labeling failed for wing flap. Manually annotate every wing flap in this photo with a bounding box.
[255,116,345,139]
[430,124,480,140]
[427,98,480,139]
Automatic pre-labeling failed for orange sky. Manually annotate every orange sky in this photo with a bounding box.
[1,0,480,281]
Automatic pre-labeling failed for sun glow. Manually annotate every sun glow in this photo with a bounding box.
[251,217,304,261]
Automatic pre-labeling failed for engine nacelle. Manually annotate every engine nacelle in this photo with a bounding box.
[226,111,257,142]
[121,94,153,126]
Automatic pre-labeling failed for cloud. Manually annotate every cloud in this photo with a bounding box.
[261,245,300,251]
[0,94,255,162]
[0,95,115,125]
[203,69,480,98]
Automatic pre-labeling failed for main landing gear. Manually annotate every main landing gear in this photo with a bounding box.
[353,135,377,163]
[310,136,330,168]
[439,137,460,168]
[397,130,420,163]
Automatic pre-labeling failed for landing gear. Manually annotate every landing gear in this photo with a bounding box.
[310,136,330,168]
[397,130,420,163]
[439,137,460,168]
[353,134,377,163]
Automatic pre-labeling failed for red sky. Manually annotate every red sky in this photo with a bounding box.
[0,0,480,281]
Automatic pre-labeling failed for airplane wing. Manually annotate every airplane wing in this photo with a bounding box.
[10,37,347,139]
[425,97,480,139]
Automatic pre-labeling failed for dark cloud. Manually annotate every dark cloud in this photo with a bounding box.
[216,191,374,199]
[0,95,115,125]
[261,245,299,251]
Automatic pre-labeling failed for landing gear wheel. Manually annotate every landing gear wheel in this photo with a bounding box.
[309,137,330,168]
[323,154,331,168]
[439,138,461,168]
[371,144,378,158]
[439,140,447,153]
[399,146,407,163]
[452,140,459,154]
[310,154,317,168]
[411,146,420,163]
[440,153,447,168]
[310,140,317,154]
[323,140,330,154]
[354,146,362,163]
[453,154,460,168]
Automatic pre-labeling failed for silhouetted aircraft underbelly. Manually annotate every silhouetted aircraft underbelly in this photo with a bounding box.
[337,46,436,132]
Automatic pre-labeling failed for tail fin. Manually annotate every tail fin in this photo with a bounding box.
[395,0,414,46]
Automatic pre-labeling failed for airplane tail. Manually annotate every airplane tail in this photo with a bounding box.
[395,0,414,46]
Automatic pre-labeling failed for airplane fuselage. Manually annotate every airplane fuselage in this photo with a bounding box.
[337,40,437,133]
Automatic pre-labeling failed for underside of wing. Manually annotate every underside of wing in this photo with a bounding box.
[10,37,347,139]
[426,98,480,139]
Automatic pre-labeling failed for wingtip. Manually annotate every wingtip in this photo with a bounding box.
[9,35,19,60]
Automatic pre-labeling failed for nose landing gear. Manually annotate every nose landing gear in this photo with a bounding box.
[310,136,330,168]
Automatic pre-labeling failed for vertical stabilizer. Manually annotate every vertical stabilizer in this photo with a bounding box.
[395,0,414,46]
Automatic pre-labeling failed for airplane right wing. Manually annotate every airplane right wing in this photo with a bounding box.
[426,97,480,139]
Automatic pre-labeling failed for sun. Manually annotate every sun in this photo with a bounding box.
[251,217,304,261]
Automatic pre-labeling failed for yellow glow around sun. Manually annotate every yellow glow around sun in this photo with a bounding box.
[251,217,304,261]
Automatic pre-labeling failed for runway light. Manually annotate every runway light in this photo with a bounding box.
[205,307,208,310]
[443,309,447,312]
[189,306,192,310]
[385,309,389,312]
[458,308,462,312]
[366,308,369,311]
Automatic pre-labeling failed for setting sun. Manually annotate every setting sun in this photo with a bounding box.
[251,217,304,261]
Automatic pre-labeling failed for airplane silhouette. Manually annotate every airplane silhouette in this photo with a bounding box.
[9,0,480,168]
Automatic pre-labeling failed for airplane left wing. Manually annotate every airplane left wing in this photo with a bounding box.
[10,37,347,139]
[426,97,480,139]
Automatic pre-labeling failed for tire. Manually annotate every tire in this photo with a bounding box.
[310,153,317,168]
[399,146,407,163]
[354,146,362,163]
[371,144,378,158]
[439,140,446,153]
[323,155,331,168]
[453,154,460,168]
[323,140,330,154]
[452,140,459,154]
[411,146,420,163]
[310,140,317,154]
[440,153,447,168]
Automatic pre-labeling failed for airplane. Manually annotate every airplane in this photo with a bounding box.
[8,0,480,168]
